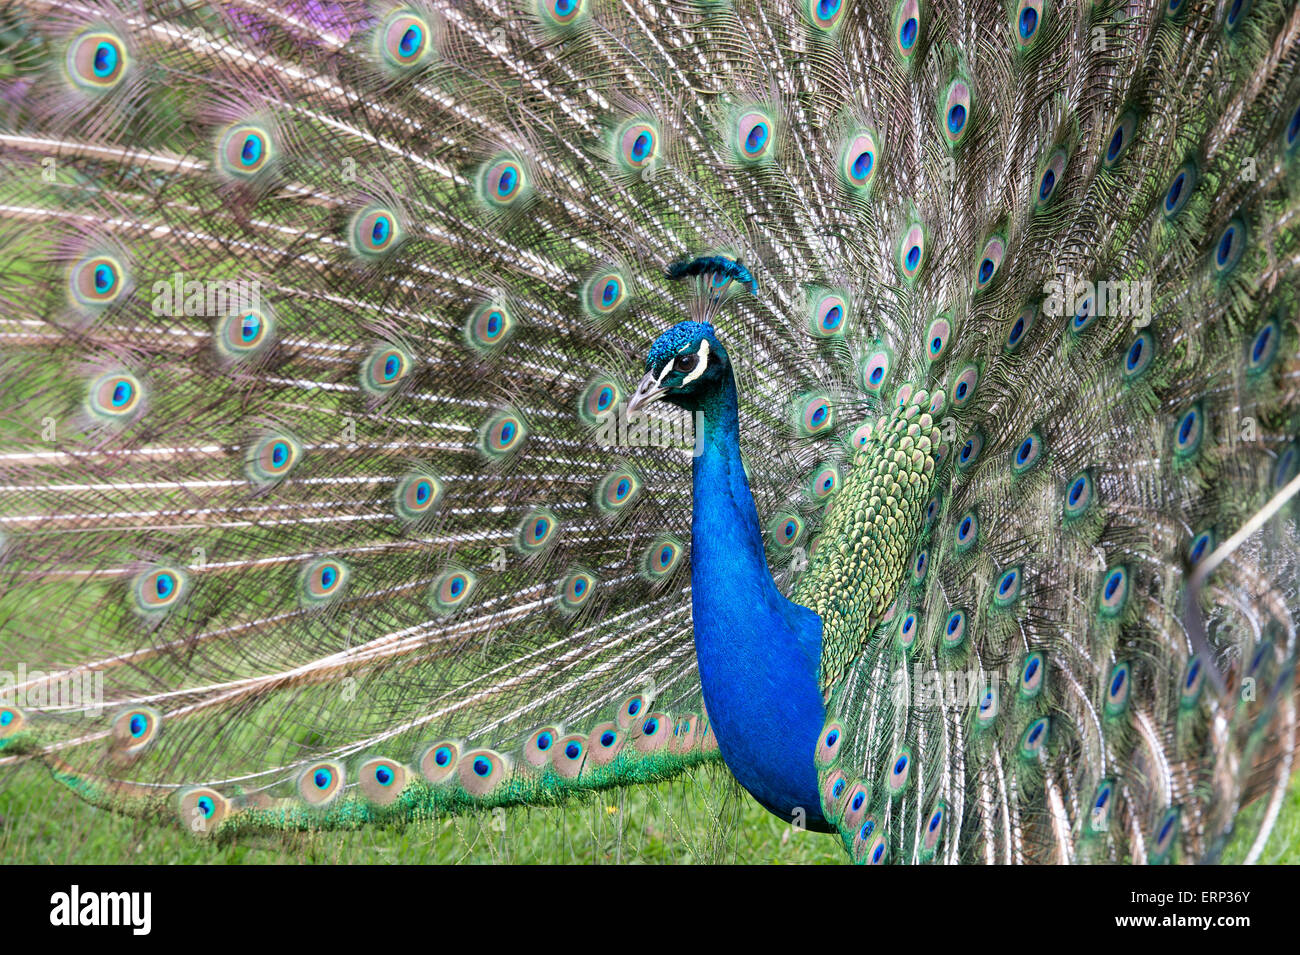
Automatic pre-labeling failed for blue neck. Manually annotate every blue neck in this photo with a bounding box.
[686,372,828,827]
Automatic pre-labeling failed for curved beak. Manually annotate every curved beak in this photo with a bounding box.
[627,372,669,414]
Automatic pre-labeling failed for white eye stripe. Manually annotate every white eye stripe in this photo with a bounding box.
[681,339,710,385]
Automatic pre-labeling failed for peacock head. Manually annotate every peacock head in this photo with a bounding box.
[628,321,730,413]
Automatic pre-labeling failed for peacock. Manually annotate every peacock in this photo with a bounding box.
[0,0,1298,865]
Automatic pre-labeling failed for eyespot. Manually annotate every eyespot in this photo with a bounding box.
[87,371,143,423]
[587,721,624,765]
[993,567,1022,607]
[516,508,559,554]
[769,513,804,548]
[1103,110,1138,167]
[939,78,971,147]
[1105,661,1131,716]
[458,749,510,796]
[1099,565,1129,617]
[1006,304,1035,352]
[898,610,919,651]
[1187,529,1214,567]
[816,722,843,765]
[631,712,674,753]
[1011,431,1043,475]
[133,565,187,614]
[300,558,349,606]
[216,308,274,360]
[1089,780,1114,832]
[977,683,999,727]
[805,0,846,30]
[379,10,433,68]
[1020,651,1046,699]
[462,301,515,354]
[808,462,841,502]
[840,130,878,191]
[898,222,927,280]
[925,315,951,361]
[217,123,273,178]
[538,0,588,29]
[894,0,921,58]
[1180,658,1204,708]
[558,569,596,611]
[394,471,443,523]
[810,291,848,337]
[954,510,978,554]
[642,536,684,579]
[431,568,476,613]
[1122,331,1156,379]
[551,733,587,778]
[975,234,1005,290]
[923,494,941,528]
[349,206,402,257]
[0,705,24,738]
[861,349,891,393]
[1014,0,1044,47]
[1163,161,1196,218]
[245,432,301,485]
[479,410,527,459]
[1212,216,1247,275]
[112,707,160,755]
[70,254,127,308]
[888,748,911,794]
[356,758,408,804]
[910,548,929,586]
[579,377,621,425]
[479,155,528,208]
[922,802,947,858]
[942,608,967,649]
[1019,717,1049,759]
[595,468,641,514]
[583,270,628,318]
[1173,404,1204,458]
[956,430,984,473]
[179,787,229,832]
[1225,0,1252,31]
[66,30,128,91]
[616,120,658,171]
[858,829,888,866]
[1151,808,1179,861]
[1246,318,1280,374]
[1035,147,1067,209]
[840,781,871,831]
[1274,442,1299,489]
[419,741,461,784]
[1070,294,1096,334]
[361,344,412,396]
[1063,471,1095,520]
[523,726,563,768]
[794,392,835,436]
[734,108,776,162]
[950,363,979,410]
[1286,101,1300,152]
[1166,0,1187,14]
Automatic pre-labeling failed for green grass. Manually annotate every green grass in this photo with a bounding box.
[3,759,1298,864]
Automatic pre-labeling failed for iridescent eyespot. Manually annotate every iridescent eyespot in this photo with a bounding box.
[379,10,433,69]
[1105,662,1131,716]
[840,130,878,191]
[794,392,834,437]
[516,508,559,554]
[465,301,515,352]
[349,206,402,257]
[1286,101,1300,152]
[1103,110,1138,167]
[587,723,624,765]
[359,757,408,804]
[993,567,1022,607]
[299,761,345,806]
[579,377,621,424]
[910,548,929,586]
[956,430,984,473]
[300,558,349,606]
[1011,431,1043,474]
[810,291,848,337]
[923,494,941,528]
[66,30,128,91]
[898,222,927,281]
[975,234,1005,290]
[894,0,921,58]
[1014,0,1044,48]
[1063,471,1095,520]
[1070,294,1096,334]
[1225,0,1252,31]
[1246,318,1280,374]
[1163,161,1196,218]
[583,269,628,318]
[848,420,875,453]
[898,610,919,651]
[1020,651,1045,699]
[806,0,846,30]
[0,705,23,737]
[479,154,528,208]
[419,741,461,784]
[1099,565,1129,617]
[816,722,844,764]
[888,748,911,793]
[1089,780,1114,832]
[217,123,274,178]
[734,108,776,162]
[1006,304,1035,352]
[977,683,999,727]
[179,787,228,832]
[808,462,841,502]
[70,254,127,308]
[479,410,527,459]
[925,315,950,361]
[1122,331,1155,379]
[642,537,683,579]
[940,77,972,147]
[950,363,978,409]
[1212,216,1247,275]
[394,471,443,523]
[596,468,641,513]
[1036,146,1066,208]
[1275,442,1299,489]
[245,432,301,485]
[1188,529,1214,566]
[1019,717,1049,759]
[1180,657,1204,708]
[861,349,891,393]
[616,120,659,171]
[87,371,143,422]
[112,707,160,755]
[552,734,586,778]
[431,568,476,613]
[922,802,946,859]
[769,513,804,548]
[954,510,978,554]
[216,308,274,360]
[361,344,413,396]
[132,566,188,615]
[942,608,967,649]
[1173,404,1204,458]
[539,0,588,29]
[1151,808,1179,861]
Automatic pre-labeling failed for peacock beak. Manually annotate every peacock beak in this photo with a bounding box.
[627,372,669,413]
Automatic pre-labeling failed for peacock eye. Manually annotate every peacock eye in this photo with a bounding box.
[674,353,699,373]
